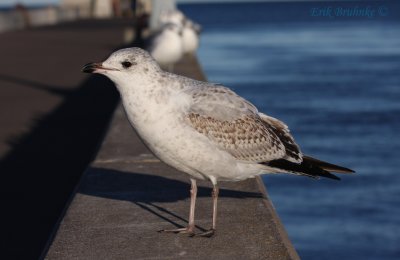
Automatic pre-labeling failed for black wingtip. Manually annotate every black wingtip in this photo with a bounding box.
[265,159,339,180]
[319,172,341,181]
[264,154,355,181]
[303,155,355,174]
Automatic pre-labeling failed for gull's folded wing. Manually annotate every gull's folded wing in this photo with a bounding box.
[185,84,302,164]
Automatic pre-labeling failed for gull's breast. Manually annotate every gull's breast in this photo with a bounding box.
[121,89,261,181]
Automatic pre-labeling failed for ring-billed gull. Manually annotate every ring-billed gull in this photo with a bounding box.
[158,9,201,55]
[147,23,183,71]
[182,20,199,55]
[82,47,354,237]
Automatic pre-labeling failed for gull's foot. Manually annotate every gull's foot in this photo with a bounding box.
[196,228,215,238]
[158,227,195,237]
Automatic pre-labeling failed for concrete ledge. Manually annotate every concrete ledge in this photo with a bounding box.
[45,55,300,260]
[0,19,138,259]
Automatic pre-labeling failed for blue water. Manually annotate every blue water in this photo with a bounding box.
[181,1,400,259]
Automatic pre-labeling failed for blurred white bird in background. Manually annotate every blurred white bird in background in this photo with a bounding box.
[159,9,185,27]
[147,8,201,70]
[181,19,200,55]
[147,23,183,72]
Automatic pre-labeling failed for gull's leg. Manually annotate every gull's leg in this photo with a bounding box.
[159,178,197,236]
[212,185,219,230]
[198,184,219,237]
[187,178,197,232]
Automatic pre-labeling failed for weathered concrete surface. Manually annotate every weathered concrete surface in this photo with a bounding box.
[0,19,135,260]
[45,55,300,259]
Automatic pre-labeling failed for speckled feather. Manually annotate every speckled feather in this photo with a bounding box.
[185,85,303,164]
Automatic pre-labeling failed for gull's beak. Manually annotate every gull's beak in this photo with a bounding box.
[81,62,118,73]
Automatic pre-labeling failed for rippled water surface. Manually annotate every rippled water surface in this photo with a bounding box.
[181,2,400,259]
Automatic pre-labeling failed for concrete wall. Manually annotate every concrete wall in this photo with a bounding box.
[0,7,82,33]
[0,0,179,34]
[0,0,123,33]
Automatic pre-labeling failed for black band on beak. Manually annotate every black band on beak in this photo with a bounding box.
[81,62,100,73]
[81,62,119,73]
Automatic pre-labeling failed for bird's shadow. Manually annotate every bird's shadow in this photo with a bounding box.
[80,167,262,231]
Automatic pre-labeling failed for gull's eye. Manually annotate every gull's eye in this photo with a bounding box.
[121,61,132,69]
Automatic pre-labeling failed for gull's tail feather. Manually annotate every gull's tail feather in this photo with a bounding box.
[264,155,355,181]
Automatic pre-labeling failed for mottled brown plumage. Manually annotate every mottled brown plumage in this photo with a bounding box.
[183,83,354,180]
[187,113,303,163]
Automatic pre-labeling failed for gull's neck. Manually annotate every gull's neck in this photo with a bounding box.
[112,69,189,123]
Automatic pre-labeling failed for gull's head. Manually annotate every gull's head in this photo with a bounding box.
[82,47,161,86]
[159,9,185,27]
[162,23,182,36]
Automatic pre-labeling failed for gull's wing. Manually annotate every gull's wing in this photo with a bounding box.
[258,113,302,163]
[185,84,302,163]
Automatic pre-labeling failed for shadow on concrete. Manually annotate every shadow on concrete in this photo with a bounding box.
[80,167,262,230]
[0,73,119,260]
[0,73,73,97]
[0,22,145,259]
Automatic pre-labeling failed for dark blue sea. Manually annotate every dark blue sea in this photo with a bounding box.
[181,1,400,259]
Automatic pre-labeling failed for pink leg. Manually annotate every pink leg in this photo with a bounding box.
[198,184,219,237]
[159,178,197,236]
[188,178,197,230]
[212,185,219,230]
